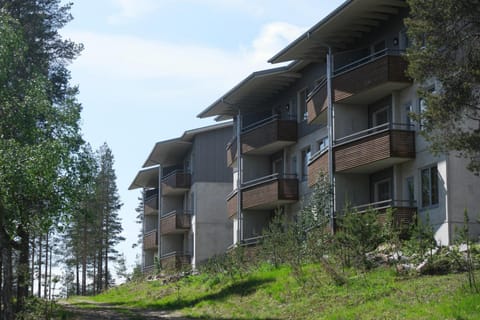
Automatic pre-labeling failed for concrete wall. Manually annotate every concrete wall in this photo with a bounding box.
[334,103,368,140]
[191,182,233,266]
[335,173,370,211]
[161,195,183,215]
[192,126,233,183]
[161,234,184,255]
[447,154,480,242]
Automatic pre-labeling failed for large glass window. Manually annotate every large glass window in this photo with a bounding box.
[298,88,309,122]
[301,147,311,181]
[421,165,439,208]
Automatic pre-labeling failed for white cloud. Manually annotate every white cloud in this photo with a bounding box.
[68,21,304,81]
[250,22,305,65]
[108,0,161,24]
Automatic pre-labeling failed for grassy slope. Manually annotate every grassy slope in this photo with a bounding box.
[67,265,480,319]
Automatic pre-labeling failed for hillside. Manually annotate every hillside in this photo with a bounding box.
[61,264,480,319]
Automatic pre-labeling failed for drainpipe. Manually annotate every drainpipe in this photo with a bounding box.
[236,112,243,245]
[158,165,163,262]
[326,47,335,232]
[142,189,146,270]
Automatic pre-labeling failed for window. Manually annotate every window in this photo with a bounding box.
[289,97,297,120]
[318,136,329,153]
[372,106,390,127]
[374,178,391,202]
[301,147,311,181]
[272,157,283,175]
[421,165,439,208]
[298,88,309,121]
[406,176,415,206]
[291,156,297,175]
[405,102,413,128]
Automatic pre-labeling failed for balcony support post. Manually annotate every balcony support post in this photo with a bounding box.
[236,112,243,245]
[327,47,335,232]
[157,165,163,262]
[142,187,146,269]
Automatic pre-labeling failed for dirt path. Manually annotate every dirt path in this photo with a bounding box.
[59,300,193,320]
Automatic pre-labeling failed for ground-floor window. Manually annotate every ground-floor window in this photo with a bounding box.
[421,165,439,208]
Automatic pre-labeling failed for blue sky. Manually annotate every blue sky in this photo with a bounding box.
[62,0,345,271]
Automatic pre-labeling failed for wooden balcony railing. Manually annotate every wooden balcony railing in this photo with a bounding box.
[160,210,192,234]
[333,49,411,104]
[241,115,297,155]
[226,137,237,167]
[307,77,328,125]
[160,251,191,270]
[144,193,158,215]
[334,123,415,173]
[242,173,298,210]
[306,49,412,124]
[351,199,416,228]
[161,170,191,195]
[307,149,329,187]
[143,230,158,250]
[226,190,238,218]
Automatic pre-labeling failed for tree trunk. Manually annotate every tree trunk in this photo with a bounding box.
[0,205,14,320]
[16,226,30,313]
[44,232,49,299]
[30,236,35,296]
[104,220,109,290]
[49,243,53,300]
[1,235,14,320]
[38,235,42,298]
[76,257,80,296]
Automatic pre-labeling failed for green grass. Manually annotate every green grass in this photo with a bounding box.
[64,264,480,319]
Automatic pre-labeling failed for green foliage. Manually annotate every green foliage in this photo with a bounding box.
[405,0,480,173]
[455,210,479,292]
[334,207,384,271]
[62,265,480,320]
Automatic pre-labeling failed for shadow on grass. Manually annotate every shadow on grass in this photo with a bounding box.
[156,278,273,309]
[64,278,280,319]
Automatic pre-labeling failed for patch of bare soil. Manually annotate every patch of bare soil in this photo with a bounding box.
[58,300,193,320]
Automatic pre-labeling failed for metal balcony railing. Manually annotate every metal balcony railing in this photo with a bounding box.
[334,122,415,146]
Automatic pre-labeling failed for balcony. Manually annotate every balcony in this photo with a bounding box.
[351,199,417,229]
[306,50,412,124]
[160,210,192,234]
[307,149,329,187]
[226,190,238,218]
[144,191,158,215]
[333,49,411,105]
[334,123,415,173]
[241,115,297,155]
[306,78,328,125]
[242,174,298,210]
[143,230,158,250]
[226,137,237,167]
[160,251,191,270]
[161,170,191,196]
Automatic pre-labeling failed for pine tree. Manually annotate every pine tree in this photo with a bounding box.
[405,0,480,173]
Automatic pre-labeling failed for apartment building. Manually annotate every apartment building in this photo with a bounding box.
[199,0,480,245]
[129,123,233,271]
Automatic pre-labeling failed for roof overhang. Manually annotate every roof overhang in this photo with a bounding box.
[129,166,159,190]
[142,122,232,167]
[143,139,192,168]
[269,0,408,63]
[197,61,307,119]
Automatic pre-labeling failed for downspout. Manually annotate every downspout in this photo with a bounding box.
[158,165,162,263]
[326,47,335,232]
[236,112,243,244]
